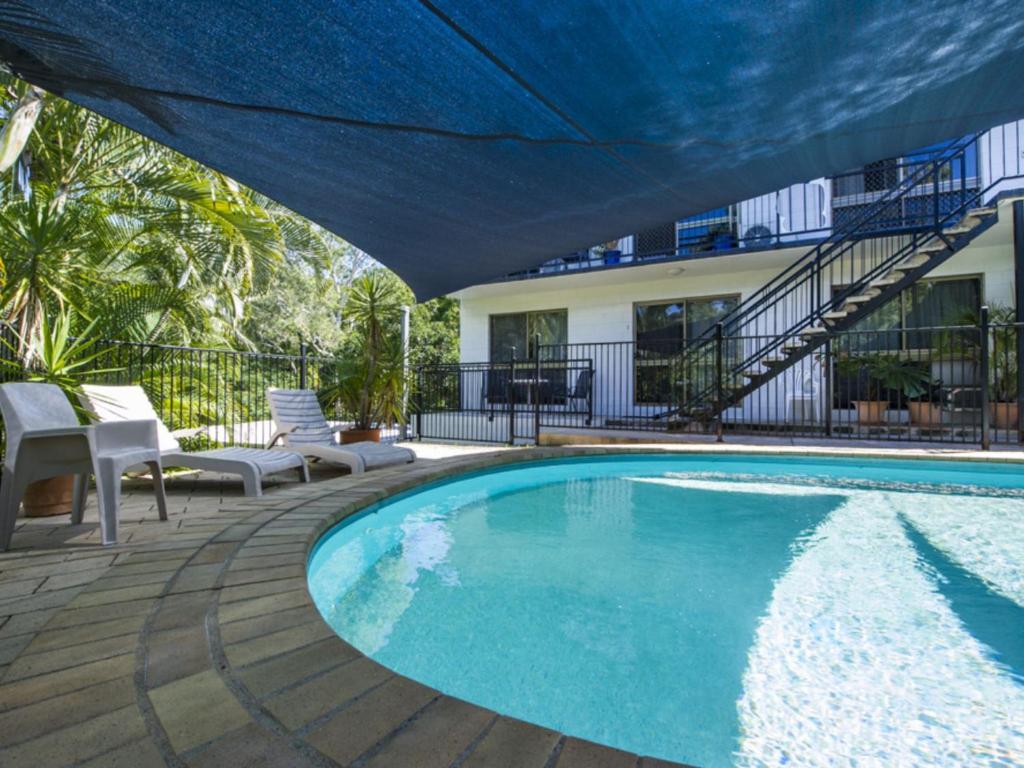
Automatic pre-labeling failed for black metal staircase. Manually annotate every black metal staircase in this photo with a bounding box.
[659,133,1004,426]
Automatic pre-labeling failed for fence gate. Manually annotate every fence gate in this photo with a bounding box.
[412,360,539,445]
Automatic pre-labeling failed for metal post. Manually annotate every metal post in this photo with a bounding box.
[400,305,411,440]
[980,305,990,450]
[533,333,541,445]
[298,336,308,390]
[714,323,724,442]
[1013,200,1024,443]
[932,159,941,230]
[824,340,833,437]
[414,369,423,441]
[508,347,517,446]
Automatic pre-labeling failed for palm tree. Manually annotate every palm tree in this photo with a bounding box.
[0,74,337,349]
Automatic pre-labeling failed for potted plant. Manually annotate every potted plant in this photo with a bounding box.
[322,273,406,442]
[0,310,119,515]
[906,378,943,427]
[837,353,931,426]
[990,320,1019,430]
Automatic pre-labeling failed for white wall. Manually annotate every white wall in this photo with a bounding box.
[456,199,1020,423]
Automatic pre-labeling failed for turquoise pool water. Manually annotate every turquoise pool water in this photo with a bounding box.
[306,455,1024,767]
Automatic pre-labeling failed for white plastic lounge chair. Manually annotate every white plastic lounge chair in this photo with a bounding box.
[0,382,167,549]
[79,385,309,496]
[266,388,415,474]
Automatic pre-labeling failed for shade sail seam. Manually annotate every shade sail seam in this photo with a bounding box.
[415,0,691,204]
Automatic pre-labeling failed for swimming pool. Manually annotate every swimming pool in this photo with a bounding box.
[307,454,1024,767]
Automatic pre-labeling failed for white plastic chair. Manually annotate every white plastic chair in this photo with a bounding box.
[787,358,823,423]
[80,384,309,496]
[0,382,166,549]
[266,388,415,474]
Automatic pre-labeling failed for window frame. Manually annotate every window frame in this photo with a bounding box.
[831,273,983,353]
[632,293,740,406]
[488,308,568,361]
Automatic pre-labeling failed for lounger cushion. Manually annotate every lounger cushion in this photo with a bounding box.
[341,441,416,469]
[164,447,305,475]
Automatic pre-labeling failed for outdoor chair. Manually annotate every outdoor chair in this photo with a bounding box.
[567,368,594,425]
[79,385,309,497]
[0,382,167,549]
[266,388,416,474]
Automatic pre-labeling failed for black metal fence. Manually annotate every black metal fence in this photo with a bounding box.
[412,316,1024,448]
[0,333,358,451]
[411,356,592,444]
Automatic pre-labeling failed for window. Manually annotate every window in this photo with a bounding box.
[634,295,738,404]
[489,310,567,361]
[838,276,980,352]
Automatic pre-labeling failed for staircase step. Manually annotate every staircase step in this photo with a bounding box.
[917,240,948,254]
[892,254,931,272]
[782,340,806,351]
[823,310,849,322]
[869,274,902,289]
[965,206,996,219]
[943,225,971,236]
[762,356,788,366]
[800,325,828,337]
[844,290,881,305]
[741,369,766,379]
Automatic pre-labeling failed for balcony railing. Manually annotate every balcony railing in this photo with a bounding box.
[501,131,997,280]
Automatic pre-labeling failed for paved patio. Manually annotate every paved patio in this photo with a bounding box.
[1,440,1021,767]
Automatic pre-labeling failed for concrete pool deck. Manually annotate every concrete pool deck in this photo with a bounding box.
[1,440,1022,767]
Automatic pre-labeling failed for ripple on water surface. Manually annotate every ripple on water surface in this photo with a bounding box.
[307,456,1024,767]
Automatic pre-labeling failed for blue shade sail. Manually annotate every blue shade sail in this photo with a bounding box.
[3,1,1024,297]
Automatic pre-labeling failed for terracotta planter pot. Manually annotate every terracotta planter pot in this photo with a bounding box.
[991,401,1019,430]
[341,427,381,444]
[853,400,888,425]
[22,475,76,517]
[907,401,942,427]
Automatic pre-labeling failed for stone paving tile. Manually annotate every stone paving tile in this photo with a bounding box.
[363,695,495,768]
[189,541,239,565]
[0,652,134,711]
[0,633,34,666]
[150,589,216,632]
[0,585,87,615]
[0,608,55,638]
[0,577,44,600]
[228,552,304,571]
[224,620,334,667]
[234,636,360,699]
[184,722,320,768]
[232,541,307,558]
[0,675,135,745]
[37,565,115,592]
[148,669,253,753]
[77,738,167,768]
[68,581,166,607]
[3,631,139,681]
[145,624,210,688]
[166,562,226,594]
[555,737,638,768]
[264,655,393,731]
[217,588,308,624]
[222,563,305,588]
[461,716,562,768]
[0,703,147,767]
[304,675,439,765]
[22,613,147,654]
[45,596,156,629]
[219,575,305,603]
[219,604,319,645]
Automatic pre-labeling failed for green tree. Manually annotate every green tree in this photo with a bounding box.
[0,75,338,348]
